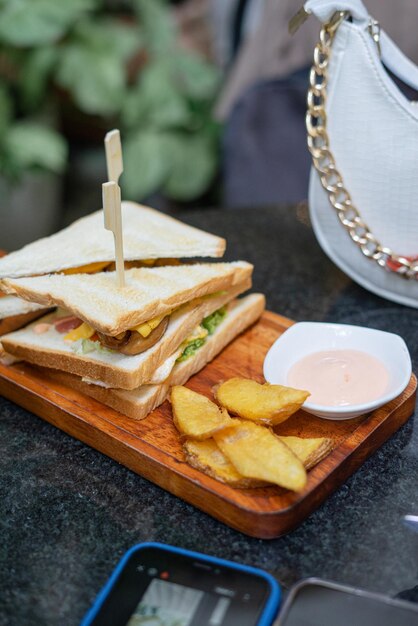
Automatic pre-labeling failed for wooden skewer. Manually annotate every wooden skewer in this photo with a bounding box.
[103,181,125,288]
[105,129,123,184]
[104,129,125,287]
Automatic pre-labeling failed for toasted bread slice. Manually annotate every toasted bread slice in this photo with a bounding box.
[1,261,252,336]
[41,294,265,419]
[0,202,226,279]
[0,295,47,336]
[1,280,253,389]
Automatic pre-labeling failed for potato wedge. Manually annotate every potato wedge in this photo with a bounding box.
[278,436,333,470]
[184,434,333,487]
[171,385,233,440]
[183,439,268,488]
[214,377,309,425]
[214,421,307,492]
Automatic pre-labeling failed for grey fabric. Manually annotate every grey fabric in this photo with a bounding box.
[217,0,418,120]
[223,70,311,208]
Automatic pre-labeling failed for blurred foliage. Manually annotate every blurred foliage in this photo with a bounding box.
[0,0,96,46]
[0,0,221,201]
[0,83,67,180]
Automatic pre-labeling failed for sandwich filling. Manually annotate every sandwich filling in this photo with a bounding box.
[32,297,229,358]
[60,257,181,275]
[80,306,230,388]
[96,316,170,355]
[176,307,227,363]
[34,311,172,357]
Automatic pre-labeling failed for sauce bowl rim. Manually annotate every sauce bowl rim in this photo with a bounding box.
[263,321,412,419]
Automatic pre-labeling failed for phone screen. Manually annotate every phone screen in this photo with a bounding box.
[89,546,272,626]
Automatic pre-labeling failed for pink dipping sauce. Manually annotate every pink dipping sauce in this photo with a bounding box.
[287,349,389,407]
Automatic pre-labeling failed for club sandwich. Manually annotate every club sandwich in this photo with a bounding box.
[0,201,225,278]
[43,293,266,420]
[0,205,264,421]
[0,262,257,390]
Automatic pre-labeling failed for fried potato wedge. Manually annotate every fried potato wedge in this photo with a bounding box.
[171,385,233,440]
[184,435,332,488]
[278,436,333,470]
[214,378,309,425]
[183,439,268,488]
[214,421,307,492]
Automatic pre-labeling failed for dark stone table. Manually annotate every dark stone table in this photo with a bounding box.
[1,204,418,625]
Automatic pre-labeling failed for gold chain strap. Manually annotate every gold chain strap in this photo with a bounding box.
[306,11,418,279]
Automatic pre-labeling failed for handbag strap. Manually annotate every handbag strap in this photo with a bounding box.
[304,0,368,25]
[304,0,418,90]
[306,10,418,279]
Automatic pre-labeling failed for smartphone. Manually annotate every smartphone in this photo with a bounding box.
[275,578,418,626]
[81,542,281,626]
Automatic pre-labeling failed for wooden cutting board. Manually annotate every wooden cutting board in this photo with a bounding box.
[0,310,416,539]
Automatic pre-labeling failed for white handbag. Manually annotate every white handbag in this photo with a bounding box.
[294,0,418,307]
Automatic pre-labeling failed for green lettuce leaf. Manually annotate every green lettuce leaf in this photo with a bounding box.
[70,338,111,355]
[176,337,206,363]
[202,306,227,335]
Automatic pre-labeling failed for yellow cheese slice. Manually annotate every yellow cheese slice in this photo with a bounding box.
[61,261,110,275]
[64,322,95,341]
[132,314,168,338]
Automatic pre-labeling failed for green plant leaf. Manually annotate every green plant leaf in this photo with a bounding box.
[122,61,191,130]
[0,0,96,47]
[56,44,126,116]
[0,84,12,138]
[55,17,140,116]
[169,51,220,100]
[163,132,218,200]
[121,126,220,201]
[133,0,175,56]
[73,18,140,62]
[19,46,57,110]
[121,130,170,200]
[5,122,68,173]
[120,87,150,130]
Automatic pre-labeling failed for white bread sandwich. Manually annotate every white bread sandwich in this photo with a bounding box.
[0,202,225,335]
[0,201,226,279]
[37,294,266,420]
[0,202,225,336]
[1,262,253,389]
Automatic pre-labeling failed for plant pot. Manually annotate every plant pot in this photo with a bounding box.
[0,172,62,252]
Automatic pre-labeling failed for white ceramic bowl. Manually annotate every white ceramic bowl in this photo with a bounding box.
[263,321,412,420]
